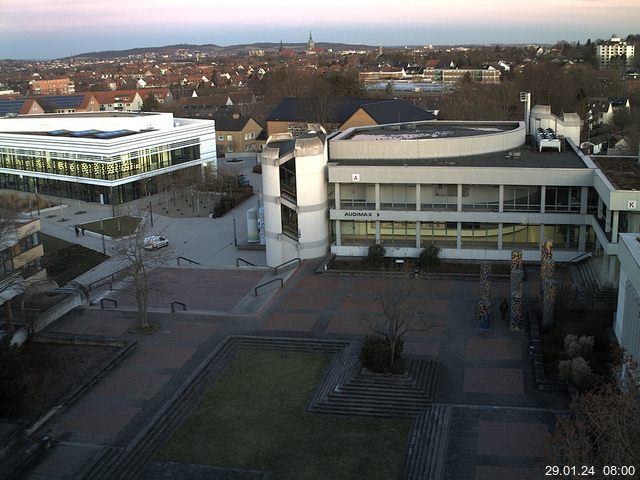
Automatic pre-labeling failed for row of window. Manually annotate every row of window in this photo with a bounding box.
[216,132,257,141]
[337,221,593,250]
[0,145,201,181]
[336,184,595,213]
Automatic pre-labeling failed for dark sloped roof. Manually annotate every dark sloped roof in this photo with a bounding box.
[35,95,86,111]
[358,100,436,124]
[0,99,28,117]
[213,113,252,131]
[266,97,435,124]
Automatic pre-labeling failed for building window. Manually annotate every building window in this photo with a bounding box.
[420,222,457,248]
[340,220,376,245]
[379,221,415,246]
[218,135,224,141]
[250,132,256,139]
[340,183,375,209]
[503,186,541,212]
[380,184,416,209]
[545,187,580,212]
[227,145,234,153]
[460,223,499,248]
[281,205,298,240]
[227,135,233,141]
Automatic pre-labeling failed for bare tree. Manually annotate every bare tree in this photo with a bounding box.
[548,357,640,473]
[111,214,168,329]
[364,278,439,370]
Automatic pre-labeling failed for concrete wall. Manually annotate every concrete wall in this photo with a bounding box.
[330,121,525,160]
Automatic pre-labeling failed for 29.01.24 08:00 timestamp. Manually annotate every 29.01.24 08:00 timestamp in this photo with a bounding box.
[545,465,636,476]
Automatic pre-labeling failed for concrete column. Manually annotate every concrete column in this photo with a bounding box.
[540,186,546,213]
[457,184,463,212]
[608,255,617,285]
[605,207,611,233]
[375,220,380,243]
[335,220,342,246]
[612,210,619,242]
[416,221,421,248]
[375,183,380,210]
[498,223,503,250]
[416,184,421,211]
[579,224,587,251]
[498,185,504,213]
[597,197,603,219]
[457,222,462,250]
[580,186,588,215]
[334,183,341,209]
[539,224,545,249]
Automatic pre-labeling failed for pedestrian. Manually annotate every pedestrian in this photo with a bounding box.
[74,226,79,237]
[81,226,85,236]
[499,298,509,322]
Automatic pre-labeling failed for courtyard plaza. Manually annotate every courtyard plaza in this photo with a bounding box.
[22,257,567,480]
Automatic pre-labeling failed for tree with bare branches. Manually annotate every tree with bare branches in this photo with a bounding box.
[361,279,438,372]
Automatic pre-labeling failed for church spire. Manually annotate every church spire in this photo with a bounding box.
[307,30,315,52]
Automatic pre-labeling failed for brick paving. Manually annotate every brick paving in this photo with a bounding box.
[24,261,572,480]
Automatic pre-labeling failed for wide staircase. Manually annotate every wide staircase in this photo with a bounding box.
[572,257,618,301]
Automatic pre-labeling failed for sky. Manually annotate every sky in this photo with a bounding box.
[1,0,639,60]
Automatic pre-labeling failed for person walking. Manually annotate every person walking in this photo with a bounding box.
[81,226,85,236]
[74,226,79,237]
[499,298,509,322]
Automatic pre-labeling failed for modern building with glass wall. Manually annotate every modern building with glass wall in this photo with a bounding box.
[261,108,640,290]
[0,112,216,204]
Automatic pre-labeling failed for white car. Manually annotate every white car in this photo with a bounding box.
[143,235,169,250]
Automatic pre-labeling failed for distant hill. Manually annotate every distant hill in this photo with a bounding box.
[68,41,376,60]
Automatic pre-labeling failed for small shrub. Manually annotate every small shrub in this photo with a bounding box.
[558,356,594,390]
[564,334,582,358]
[365,244,386,270]
[418,244,440,270]
[360,334,403,373]
[570,356,594,390]
[578,336,595,358]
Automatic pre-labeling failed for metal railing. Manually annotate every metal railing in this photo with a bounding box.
[99,298,118,309]
[87,265,132,292]
[236,257,257,267]
[569,251,593,263]
[274,257,301,275]
[254,278,283,296]
[177,256,200,266]
[171,301,187,312]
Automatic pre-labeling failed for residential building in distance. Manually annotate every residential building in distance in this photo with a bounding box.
[33,94,100,114]
[586,97,631,130]
[265,97,436,137]
[597,35,635,68]
[212,111,262,158]
[0,98,45,117]
[0,112,216,204]
[29,78,76,95]
[90,90,145,112]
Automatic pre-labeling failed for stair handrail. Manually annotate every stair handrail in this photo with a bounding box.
[569,251,593,263]
[254,278,283,296]
[177,256,201,266]
[274,257,301,275]
[236,257,257,267]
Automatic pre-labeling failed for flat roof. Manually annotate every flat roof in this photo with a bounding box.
[592,156,640,190]
[329,147,587,169]
[342,122,519,141]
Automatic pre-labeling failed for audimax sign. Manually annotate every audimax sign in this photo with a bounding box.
[342,211,380,218]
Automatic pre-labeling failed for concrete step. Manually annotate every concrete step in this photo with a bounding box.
[402,404,452,480]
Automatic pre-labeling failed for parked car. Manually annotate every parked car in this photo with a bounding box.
[144,235,169,250]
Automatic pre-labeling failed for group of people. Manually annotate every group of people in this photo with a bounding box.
[74,225,86,237]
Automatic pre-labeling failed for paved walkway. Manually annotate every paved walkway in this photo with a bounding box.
[25,261,568,480]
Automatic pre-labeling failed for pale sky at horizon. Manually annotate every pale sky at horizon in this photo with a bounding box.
[1,0,639,60]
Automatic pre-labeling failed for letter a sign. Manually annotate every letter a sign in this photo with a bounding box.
[351,173,360,182]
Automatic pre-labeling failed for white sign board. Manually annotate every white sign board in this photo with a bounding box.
[351,173,360,182]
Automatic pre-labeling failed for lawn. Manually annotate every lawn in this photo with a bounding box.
[158,350,411,479]
[40,233,110,285]
[80,215,141,238]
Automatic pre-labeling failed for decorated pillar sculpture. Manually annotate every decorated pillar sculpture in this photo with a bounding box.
[540,240,556,328]
[477,263,491,330]
[510,250,524,330]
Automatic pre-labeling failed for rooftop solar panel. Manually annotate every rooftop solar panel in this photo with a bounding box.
[0,99,26,116]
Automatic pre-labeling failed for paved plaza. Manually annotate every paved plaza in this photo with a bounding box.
[21,258,569,480]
